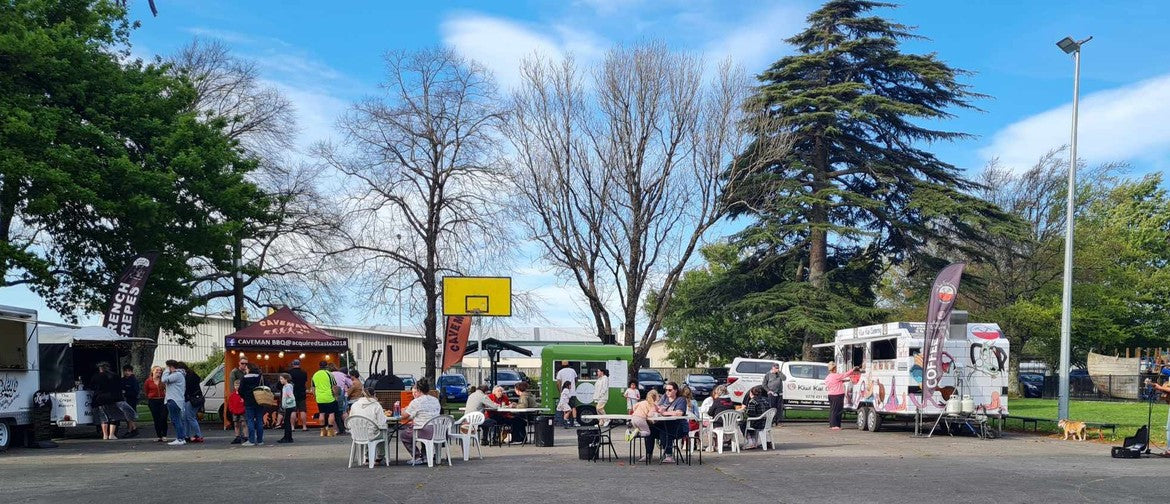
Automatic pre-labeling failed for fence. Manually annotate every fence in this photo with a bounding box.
[1024,374,1163,402]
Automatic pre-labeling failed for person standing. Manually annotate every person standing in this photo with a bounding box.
[176,362,205,443]
[762,363,786,425]
[1146,378,1170,456]
[162,360,187,446]
[331,365,351,435]
[278,373,296,443]
[91,362,123,440]
[555,361,578,397]
[287,359,309,432]
[239,362,264,446]
[591,368,610,426]
[144,365,169,442]
[118,365,141,438]
[824,362,859,430]
[228,357,249,439]
[310,361,339,436]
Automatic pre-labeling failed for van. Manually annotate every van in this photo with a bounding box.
[726,358,830,410]
[200,363,225,420]
[726,358,781,403]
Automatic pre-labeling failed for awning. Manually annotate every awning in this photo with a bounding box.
[38,325,155,346]
[464,338,533,356]
[224,307,348,351]
[812,333,913,349]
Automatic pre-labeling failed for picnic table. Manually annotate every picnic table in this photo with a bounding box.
[581,414,697,465]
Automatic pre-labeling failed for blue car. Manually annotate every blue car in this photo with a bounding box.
[437,374,471,402]
[1018,373,1044,398]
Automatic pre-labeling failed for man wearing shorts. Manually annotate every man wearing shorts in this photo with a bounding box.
[310,361,338,436]
[288,359,309,431]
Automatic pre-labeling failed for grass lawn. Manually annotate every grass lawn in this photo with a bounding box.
[1008,398,1164,442]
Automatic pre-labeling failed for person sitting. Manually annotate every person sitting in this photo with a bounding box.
[348,391,387,430]
[741,385,770,449]
[514,382,537,409]
[465,385,498,442]
[646,381,688,464]
[503,383,534,444]
[399,379,441,466]
[705,385,736,451]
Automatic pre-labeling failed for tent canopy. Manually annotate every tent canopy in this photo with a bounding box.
[225,307,347,351]
[39,325,155,346]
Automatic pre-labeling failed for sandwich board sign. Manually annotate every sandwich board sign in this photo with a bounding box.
[442,277,511,317]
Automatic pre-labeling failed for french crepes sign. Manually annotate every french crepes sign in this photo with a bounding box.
[102,252,159,338]
[441,315,471,372]
[921,262,965,400]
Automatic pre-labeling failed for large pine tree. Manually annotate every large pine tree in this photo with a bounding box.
[726,0,1015,357]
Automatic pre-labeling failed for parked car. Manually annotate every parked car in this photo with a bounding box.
[1018,372,1044,398]
[683,374,717,399]
[401,375,415,389]
[704,367,729,385]
[495,369,524,389]
[436,374,470,402]
[725,358,782,404]
[637,369,665,394]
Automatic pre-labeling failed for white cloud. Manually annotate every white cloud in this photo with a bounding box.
[981,73,1170,171]
[702,3,805,70]
[440,14,608,91]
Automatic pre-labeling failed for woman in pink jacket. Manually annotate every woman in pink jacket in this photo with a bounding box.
[824,363,860,430]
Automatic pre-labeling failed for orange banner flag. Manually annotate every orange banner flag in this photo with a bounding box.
[442,315,472,371]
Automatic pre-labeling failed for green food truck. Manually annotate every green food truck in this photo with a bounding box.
[540,344,632,417]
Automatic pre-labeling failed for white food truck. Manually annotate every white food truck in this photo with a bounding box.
[815,319,1009,432]
[0,305,39,451]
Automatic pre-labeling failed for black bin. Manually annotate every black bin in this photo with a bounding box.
[534,415,555,447]
[577,428,600,461]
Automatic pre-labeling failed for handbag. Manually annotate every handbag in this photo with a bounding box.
[253,386,277,407]
[281,389,296,410]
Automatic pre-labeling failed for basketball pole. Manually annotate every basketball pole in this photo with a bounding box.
[473,309,484,386]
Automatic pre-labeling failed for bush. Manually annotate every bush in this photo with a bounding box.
[190,348,224,378]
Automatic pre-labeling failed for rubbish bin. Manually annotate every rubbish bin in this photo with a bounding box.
[577,428,600,461]
[534,415,555,447]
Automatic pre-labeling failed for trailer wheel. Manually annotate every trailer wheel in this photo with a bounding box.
[867,409,883,433]
[856,407,870,431]
[0,421,11,451]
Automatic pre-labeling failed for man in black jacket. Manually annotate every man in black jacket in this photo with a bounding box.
[92,362,123,440]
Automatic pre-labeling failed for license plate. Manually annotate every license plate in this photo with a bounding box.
[57,421,76,427]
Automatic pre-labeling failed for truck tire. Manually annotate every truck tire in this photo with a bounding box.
[856,407,870,431]
[867,409,883,433]
[0,421,12,451]
[218,404,226,424]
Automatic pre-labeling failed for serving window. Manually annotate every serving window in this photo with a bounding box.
[0,319,29,370]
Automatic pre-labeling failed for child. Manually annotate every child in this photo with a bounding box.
[628,389,660,438]
[228,380,246,444]
[277,373,295,443]
[556,381,576,428]
[624,381,640,414]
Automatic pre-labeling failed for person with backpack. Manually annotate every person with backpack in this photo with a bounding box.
[239,362,265,446]
[176,362,205,443]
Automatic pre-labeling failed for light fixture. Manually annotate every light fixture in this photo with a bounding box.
[325,354,332,360]
[278,351,285,358]
[299,353,306,359]
[264,354,270,360]
[1056,36,1078,54]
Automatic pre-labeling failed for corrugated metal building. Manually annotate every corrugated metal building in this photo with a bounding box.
[154,315,428,378]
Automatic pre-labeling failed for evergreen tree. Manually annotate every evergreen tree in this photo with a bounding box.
[725,0,1016,357]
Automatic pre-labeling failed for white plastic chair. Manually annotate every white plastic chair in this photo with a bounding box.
[345,415,387,469]
[449,412,485,461]
[713,410,743,454]
[415,415,454,467]
[745,408,776,450]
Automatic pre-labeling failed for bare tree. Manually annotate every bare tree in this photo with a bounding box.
[318,48,511,381]
[169,39,340,328]
[505,44,790,367]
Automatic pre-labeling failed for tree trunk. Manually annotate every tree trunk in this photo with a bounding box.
[423,280,438,384]
[132,321,161,380]
[808,134,829,290]
[802,331,815,361]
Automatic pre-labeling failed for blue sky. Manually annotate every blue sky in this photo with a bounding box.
[4,0,1170,328]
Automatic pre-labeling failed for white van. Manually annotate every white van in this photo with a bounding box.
[200,363,225,420]
[726,358,829,411]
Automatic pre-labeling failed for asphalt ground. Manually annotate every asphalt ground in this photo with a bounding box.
[0,419,1164,504]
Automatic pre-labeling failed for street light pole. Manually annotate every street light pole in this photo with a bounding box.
[1056,35,1091,420]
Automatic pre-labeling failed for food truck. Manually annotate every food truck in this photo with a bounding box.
[814,320,1009,432]
[540,345,631,416]
[38,325,154,428]
[0,305,38,451]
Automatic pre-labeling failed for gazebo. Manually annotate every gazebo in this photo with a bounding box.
[465,337,533,386]
[223,308,348,426]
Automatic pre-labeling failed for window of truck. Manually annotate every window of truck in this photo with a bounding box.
[788,364,828,379]
[0,319,29,370]
[872,338,897,360]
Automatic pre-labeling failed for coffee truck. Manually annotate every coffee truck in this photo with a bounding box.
[540,345,632,417]
[0,305,39,451]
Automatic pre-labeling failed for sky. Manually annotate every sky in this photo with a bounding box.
[4,0,1170,329]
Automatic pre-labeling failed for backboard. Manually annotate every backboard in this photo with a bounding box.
[442,276,512,317]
